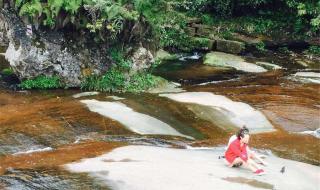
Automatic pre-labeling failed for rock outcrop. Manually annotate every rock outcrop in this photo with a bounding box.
[130,46,154,74]
[0,9,113,87]
[0,9,155,87]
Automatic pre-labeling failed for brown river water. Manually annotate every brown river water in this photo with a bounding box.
[0,51,319,189]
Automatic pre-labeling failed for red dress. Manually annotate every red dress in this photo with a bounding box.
[225,138,248,164]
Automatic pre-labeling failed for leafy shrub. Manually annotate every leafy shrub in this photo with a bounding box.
[304,45,320,55]
[255,41,266,52]
[125,72,161,92]
[81,68,161,92]
[109,48,132,70]
[286,0,320,33]
[201,14,214,25]
[15,0,139,40]
[278,46,291,54]
[20,76,63,89]
[81,49,161,92]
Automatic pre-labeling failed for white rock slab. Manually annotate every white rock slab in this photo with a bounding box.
[204,52,267,73]
[107,96,125,100]
[81,99,193,139]
[72,92,100,98]
[255,62,282,70]
[288,72,320,84]
[160,92,274,133]
[65,145,320,190]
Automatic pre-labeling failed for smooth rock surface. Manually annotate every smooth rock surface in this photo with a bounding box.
[160,92,274,133]
[288,72,320,84]
[80,99,193,139]
[65,145,320,190]
[255,62,282,70]
[204,52,267,73]
[72,92,100,98]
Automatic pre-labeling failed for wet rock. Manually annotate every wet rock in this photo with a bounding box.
[0,133,49,155]
[80,99,194,139]
[155,49,178,61]
[0,168,108,189]
[160,92,275,133]
[255,62,282,70]
[263,105,320,132]
[148,80,185,94]
[228,33,262,46]
[294,58,320,69]
[72,92,100,98]
[216,39,245,54]
[287,72,320,84]
[204,52,267,73]
[299,128,320,139]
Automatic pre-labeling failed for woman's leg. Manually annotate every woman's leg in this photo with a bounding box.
[231,157,260,172]
[246,158,262,170]
[228,157,243,167]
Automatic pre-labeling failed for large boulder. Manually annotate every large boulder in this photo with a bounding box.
[154,49,178,61]
[204,51,267,73]
[216,39,245,54]
[0,9,110,87]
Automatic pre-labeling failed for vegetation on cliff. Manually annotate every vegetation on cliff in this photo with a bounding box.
[4,0,320,90]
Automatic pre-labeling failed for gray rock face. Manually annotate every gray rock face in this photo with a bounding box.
[130,46,154,73]
[0,13,8,46]
[0,9,110,87]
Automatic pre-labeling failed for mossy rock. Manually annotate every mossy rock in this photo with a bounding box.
[190,37,215,51]
[216,39,245,54]
[155,49,179,61]
[204,51,267,73]
[204,51,244,67]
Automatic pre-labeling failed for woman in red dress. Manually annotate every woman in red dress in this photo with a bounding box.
[225,126,265,175]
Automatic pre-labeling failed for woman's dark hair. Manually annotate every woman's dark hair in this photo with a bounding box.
[237,126,249,139]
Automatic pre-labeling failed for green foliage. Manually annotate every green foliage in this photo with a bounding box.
[84,0,138,39]
[18,0,42,19]
[201,14,294,39]
[16,0,139,40]
[304,46,320,55]
[81,49,160,92]
[286,0,320,33]
[1,68,14,75]
[201,14,214,25]
[125,72,161,92]
[174,0,319,36]
[255,41,266,52]
[278,46,291,54]
[81,69,160,92]
[97,67,127,92]
[174,0,210,14]
[176,0,268,17]
[20,76,63,89]
[109,48,132,70]
[133,0,194,49]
